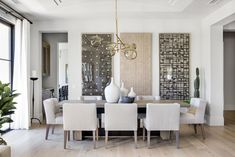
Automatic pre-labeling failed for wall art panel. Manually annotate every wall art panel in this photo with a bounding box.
[159,33,190,100]
[82,34,112,97]
[120,33,152,95]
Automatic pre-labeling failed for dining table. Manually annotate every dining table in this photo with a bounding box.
[59,99,190,140]
[60,99,190,108]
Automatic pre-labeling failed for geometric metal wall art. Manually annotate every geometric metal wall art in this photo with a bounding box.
[159,33,190,100]
[82,34,113,98]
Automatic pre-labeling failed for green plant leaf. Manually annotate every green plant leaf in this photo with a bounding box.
[0,117,13,125]
[1,111,15,116]
[0,81,19,130]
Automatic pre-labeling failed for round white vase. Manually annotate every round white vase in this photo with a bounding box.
[120,81,129,97]
[104,77,120,103]
[128,87,136,97]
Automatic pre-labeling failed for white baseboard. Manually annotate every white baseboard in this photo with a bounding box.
[205,114,224,126]
[224,104,235,111]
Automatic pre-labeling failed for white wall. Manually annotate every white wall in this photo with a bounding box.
[58,42,68,87]
[224,32,235,110]
[30,18,201,120]
[41,33,68,96]
[224,21,235,31]
[200,0,235,125]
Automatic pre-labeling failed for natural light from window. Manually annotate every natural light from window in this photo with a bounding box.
[0,22,11,84]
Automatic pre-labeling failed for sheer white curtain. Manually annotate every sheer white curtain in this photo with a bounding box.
[12,19,31,129]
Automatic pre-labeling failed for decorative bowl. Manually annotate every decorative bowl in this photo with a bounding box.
[120,96,135,103]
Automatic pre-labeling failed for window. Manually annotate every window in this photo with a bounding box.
[0,21,13,83]
[0,20,14,132]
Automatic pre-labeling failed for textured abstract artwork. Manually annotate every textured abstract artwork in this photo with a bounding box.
[159,33,190,100]
[120,33,152,95]
[82,34,112,97]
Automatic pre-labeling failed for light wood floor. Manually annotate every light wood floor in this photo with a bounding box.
[3,117,235,157]
[224,111,235,125]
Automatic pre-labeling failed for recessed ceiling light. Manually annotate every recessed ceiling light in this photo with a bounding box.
[208,0,220,5]
[53,0,62,6]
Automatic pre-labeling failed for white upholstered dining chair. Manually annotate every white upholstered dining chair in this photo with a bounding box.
[136,95,160,128]
[43,98,63,140]
[136,95,161,101]
[143,103,180,148]
[180,98,207,139]
[79,95,102,101]
[79,95,102,133]
[63,103,98,149]
[104,103,138,148]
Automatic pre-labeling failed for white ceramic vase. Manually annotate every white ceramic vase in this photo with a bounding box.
[104,77,120,103]
[120,81,129,97]
[128,87,136,97]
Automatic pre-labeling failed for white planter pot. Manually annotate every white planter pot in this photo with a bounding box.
[0,145,11,157]
[104,77,120,103]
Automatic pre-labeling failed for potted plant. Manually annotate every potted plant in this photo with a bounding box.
[0,81,19,145]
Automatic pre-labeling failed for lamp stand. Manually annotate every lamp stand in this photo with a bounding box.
[30,77,41,124]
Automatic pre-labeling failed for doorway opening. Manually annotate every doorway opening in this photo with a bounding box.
[223,29,235,125]
[41,33,68,119]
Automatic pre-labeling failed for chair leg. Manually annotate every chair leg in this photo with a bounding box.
[68,131,70,141]
[194,124,197,134]
[147,131,151,149]
[143,127,145,141]
[200,124,206,140]
[93,130,96,149]
[45,124,50,140]
[175,131,180,149]
[51,125,55,134]
[169,131,173,142]
[140,119,143,128]
[134,130,137,148]
[105,131,108,148]
[64,131,68,149]
[73,131,75,140]
[96,128,99,141]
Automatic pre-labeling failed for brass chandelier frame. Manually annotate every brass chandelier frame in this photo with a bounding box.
[106,0,137,60]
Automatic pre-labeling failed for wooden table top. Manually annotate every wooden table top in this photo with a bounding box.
[61,100,190,108]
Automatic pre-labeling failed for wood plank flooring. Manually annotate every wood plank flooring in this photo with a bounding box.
[2,113,235,157]
[224,111,235,125]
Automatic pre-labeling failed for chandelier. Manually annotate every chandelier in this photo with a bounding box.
[106,0,137,60]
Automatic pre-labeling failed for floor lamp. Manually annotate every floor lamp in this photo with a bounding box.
[30,73,41,124]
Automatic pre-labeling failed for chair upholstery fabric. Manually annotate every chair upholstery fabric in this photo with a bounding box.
[79,96,102,101]
[63,103,97,131]
[136,95,160,127]
[144,103,180,131]
[104,103,137,131]
[180,98,207,124]
[136,95,160,101]
[43,98,63,125]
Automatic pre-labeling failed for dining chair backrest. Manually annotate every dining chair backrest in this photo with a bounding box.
[43,98,58,124]
[63,103,97,131]
[145,103,180,131]
[136,95,160,101]
[190,98,207,123]
[104,103,137,131]
[79,96,102,101]
[154,96,161,100]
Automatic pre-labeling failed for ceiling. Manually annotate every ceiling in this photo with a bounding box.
[2,0,232,21]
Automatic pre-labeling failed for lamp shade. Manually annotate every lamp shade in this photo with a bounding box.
[31,70,37,78]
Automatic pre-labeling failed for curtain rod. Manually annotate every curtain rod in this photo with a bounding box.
[0,1,33,24]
